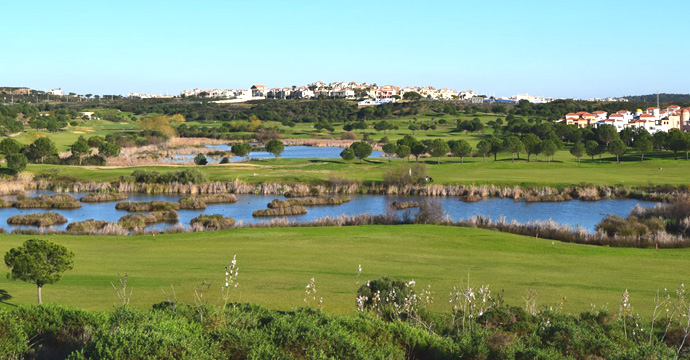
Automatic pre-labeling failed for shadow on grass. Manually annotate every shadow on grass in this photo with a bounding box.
[0,289,15,307]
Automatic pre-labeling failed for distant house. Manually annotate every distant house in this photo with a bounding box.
[250,85,268,98]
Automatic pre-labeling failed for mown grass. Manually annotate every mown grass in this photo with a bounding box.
[24,150,690,188]
[0,225,688,316]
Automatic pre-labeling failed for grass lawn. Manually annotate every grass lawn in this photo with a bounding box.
[0,225,686,316]
[13,120,137,151]
[25,150,690,188]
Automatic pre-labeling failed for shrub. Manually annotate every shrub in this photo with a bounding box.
[383,163,428,186]
[130,169,208,184]
[415,199,446,224]
[194,153,208,165]
[118,210,178,229]
[390,201,419,210]
[66,220,108,233]
[178,197,206,210]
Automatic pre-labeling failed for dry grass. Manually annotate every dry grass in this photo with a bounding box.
[118,210,179,230]
[80,192,127,203]
[190,214,236,230]
[267,196,350,208]
[13,194,81,209]
[252,206,308,217]
[7,212,68,226]
[115,201,180,212]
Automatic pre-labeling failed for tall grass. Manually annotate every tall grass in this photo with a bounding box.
[7,212,68,226]
[13,194,81,209]
[118,210,179,230]
[252,206,308,217]
[80,192,127,203]
[115,201,180,212]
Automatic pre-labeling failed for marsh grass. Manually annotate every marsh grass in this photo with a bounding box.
[190,215,236,230]
[118,210,179,229]
[390,201,420,209]
[66,219,108,233]
[252,206,308,217]
[13,194,81,209]
[115,201,180,212]
[267,196,350,208]
[7,212,68,226]
[80,192,127,203]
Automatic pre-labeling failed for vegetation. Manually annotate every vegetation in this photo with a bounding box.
[118,210,179,229]
[7,212,68,227]
[13,194,81,209]
[65,219,108,233]
[79,192,127,203]
[115,201,180,212]
[390,201,420,209]
[252,206,308,217]
[267,196,351,208]
[3,239,74,304]
[190,214,236,230]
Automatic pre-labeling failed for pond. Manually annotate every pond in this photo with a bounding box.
[0,191,655,233]
[168,145,385,163]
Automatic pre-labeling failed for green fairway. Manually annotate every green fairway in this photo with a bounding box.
[13,119,137,151]
[0,225,687,316]
[25,150,690,187]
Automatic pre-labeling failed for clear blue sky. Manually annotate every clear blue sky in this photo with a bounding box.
[2,0,688,98]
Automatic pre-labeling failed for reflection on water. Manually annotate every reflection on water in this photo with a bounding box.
[0,191,655,233]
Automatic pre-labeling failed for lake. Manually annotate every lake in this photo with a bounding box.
[0,191,654,233]
[168,145,385,163]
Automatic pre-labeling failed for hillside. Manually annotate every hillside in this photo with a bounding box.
[622,93,690,104]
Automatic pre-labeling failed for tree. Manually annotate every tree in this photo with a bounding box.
[86,136,104,148]
[6,153,28,172]
[471,118,484,134]
[403,91,422,100]
[410,142,427,163]
[339,147,354,163]
[522,134,542,162]
[427,139,450,164]
[395,145,411,163]
[608,139,627,164]
[503,136,524,163]
[4,239,74,304]
[0,138,23,157]
[231,143,253,159]
[98,142,121,158]
[408,124,418,134]
[449,139,472,164]
[487,136,503,161]
[633,136,652,162]
[597,124,619,146]
[265,139,284,160]
[194,153,208,165]
[70,139,91,165]
[476,140,491,163]
[585,140,602,163]
[570,142,585,165]
[668,129,690,160]
[382,143,397,162]
[28,137,57,164]
[350,141,373,164]
[541,140,557,162]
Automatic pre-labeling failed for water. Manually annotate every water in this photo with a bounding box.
[0,191,655,233]
[168,145,385,163]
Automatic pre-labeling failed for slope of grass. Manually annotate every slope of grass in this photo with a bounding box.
[0,225,687,316]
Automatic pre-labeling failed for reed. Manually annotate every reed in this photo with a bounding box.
[80,192,127,203]
[190,214,236,230]
[118,210,179,230]
[13,194,81,209]
[0,199,14,208]
[191,193,238,204]
[267,196,350,208]
[7,212,68,226]
[252,206,308,217]
[115,201,180,212]
[390,201,420,209]
[66,219,108,233]
[178,197,207,210]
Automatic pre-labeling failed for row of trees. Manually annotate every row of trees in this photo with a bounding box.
[0,135,121,172]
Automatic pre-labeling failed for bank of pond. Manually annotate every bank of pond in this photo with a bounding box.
[0,190,655,234]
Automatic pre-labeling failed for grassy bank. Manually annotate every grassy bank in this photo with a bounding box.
[0,225,688,316]
[20,152,690,188]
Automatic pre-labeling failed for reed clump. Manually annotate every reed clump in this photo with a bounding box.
[0,199,14,208]
[252,206,307,217]
[118,210,179,229]
[390,201,420,209]
[178,197,207,210]
[115,201,180,212]
[66,219,108,233]
[190,214,236,230]
[13,194,81,209]
[7,212,68,226]
[80,192,127,203]
[192,193,238,204]
[267,196,350,208]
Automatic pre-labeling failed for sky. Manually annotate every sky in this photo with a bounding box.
[1,0,688,98]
